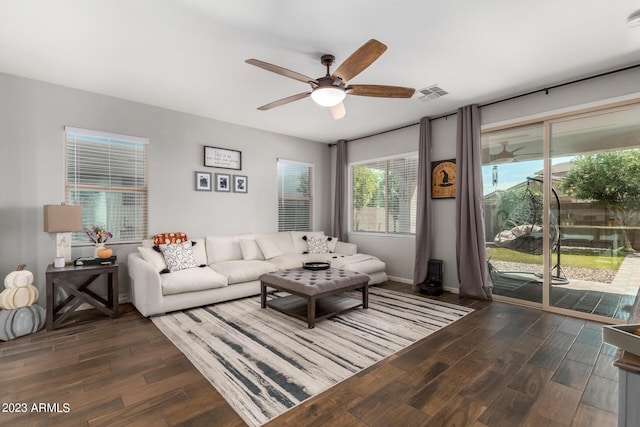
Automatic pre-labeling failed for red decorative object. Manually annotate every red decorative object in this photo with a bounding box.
[153,232,189,246]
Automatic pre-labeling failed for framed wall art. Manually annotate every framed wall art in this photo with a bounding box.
[233,175,248,193]
[215,173,231,192]
[195,171,212,191]
[431,159,456,199]
[204,146,242,170]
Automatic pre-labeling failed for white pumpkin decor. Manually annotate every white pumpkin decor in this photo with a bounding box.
[4,264,34,289]
[0,263,44,341]
[0,305,45,341]
[0,285,39,310]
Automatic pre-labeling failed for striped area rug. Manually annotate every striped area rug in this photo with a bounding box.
[152,287,473,426]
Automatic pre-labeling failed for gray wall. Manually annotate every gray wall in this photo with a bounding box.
[343,67,640,291]
[2,66,638,303]
[0,73,331,304]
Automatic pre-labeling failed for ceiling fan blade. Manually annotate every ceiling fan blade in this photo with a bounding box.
[331,39,387,82]
[347,84,415,98]
[257,92,311,110]
[246,59,318,85]
[329,102,346,120]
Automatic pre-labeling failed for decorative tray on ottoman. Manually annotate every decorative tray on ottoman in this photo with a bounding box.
[602,323,640,356]
[302,262,330,271]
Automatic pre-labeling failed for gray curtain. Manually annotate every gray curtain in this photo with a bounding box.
[455,105,493,299]
[413,117,432,291]
[333,139,348,242]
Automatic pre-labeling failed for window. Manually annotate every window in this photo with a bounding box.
[351,153,418,234]
[277,159,313,231]
[65,127,148,244]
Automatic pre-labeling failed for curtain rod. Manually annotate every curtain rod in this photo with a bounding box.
[332,62,640,146]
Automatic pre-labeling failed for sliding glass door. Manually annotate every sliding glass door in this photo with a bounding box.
[548,105,640,320]
[482,125,545,306]
[482,103,640,322]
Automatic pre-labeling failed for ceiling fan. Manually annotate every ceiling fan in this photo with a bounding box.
[246,39,415,120]
[491,142,526,163]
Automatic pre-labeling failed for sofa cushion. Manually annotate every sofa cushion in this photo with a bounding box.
[239,239,265,260]
[256,238,284,259]
[265,254,307,270]
[210,260,277,284]
[329,254,386,275]
[252,232,295,254]
[137,247,168,271]
[160,241,198,272]
[161,267,228,295]
[333,241,357,256]
[206,235,243,263]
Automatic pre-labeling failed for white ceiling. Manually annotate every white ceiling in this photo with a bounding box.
[1,0,639,144]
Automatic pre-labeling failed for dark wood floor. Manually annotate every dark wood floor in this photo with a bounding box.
[0,282,620,426]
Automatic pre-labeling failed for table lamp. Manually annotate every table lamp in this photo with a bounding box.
[44,203,82,267]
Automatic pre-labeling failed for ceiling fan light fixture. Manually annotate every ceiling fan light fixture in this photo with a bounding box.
[311,86,346,107]
[628,9,640,28]
[492,157,515,164]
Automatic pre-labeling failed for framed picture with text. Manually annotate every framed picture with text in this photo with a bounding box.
[204,146,242,170]
[431,159,456,199]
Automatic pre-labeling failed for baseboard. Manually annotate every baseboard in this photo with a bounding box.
[387,275,413,285]
[387,276,459,294]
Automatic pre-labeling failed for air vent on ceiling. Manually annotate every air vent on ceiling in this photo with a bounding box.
[417,85,448,101]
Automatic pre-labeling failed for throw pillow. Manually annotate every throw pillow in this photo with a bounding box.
[190,238,208,266]
[306,236,329,254]
[291,231,324,253]
[327,236,338,252]
[160,241,198,272]
[239,239,265,260]
[256,238,284,259]
[153,232,189,246]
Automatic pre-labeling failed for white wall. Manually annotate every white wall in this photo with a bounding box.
[342,67,640,291]
[0,73,331,303]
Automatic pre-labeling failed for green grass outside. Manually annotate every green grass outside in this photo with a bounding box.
[486,247,626,270]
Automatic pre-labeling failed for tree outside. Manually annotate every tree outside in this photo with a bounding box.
[352,166,383,230]
[560,150,640,252]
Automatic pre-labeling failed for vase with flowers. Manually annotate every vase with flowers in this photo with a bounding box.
[86,225,113,258]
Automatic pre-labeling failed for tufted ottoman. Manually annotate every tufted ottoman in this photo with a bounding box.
[259,267,369,328]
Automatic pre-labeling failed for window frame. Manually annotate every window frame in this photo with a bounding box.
[349,151,419,237]
[64,126,149,246]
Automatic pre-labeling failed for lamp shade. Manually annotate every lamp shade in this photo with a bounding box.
[43,204,82,232]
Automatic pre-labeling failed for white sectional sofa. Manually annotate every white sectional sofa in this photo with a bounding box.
[127,231,387,316]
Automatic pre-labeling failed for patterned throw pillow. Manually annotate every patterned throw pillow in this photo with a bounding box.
[306,236,329,254]
[153,232,189,246]
[160,241,197,272]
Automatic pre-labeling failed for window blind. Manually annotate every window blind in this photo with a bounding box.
[351,153,418,234]
[65,127,148,244]
[277,159,313,231]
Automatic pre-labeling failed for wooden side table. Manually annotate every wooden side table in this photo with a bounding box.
[45,263,119,331]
